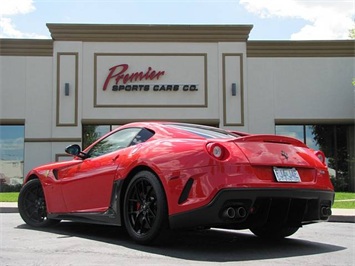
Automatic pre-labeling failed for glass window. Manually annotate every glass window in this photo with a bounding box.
[275,125,305,143]
[86,128,142,158]
[275,124,355,192]
[0,125,24,190]
[305,125,321,151]
[167,124,239,139]
[82,125,111,149]
[131,128,155,145]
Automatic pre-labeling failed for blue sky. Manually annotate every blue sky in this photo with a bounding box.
[0,0,354,40]
[0,126,24,160]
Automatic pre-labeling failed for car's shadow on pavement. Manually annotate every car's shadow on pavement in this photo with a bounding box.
[17,222,345,263]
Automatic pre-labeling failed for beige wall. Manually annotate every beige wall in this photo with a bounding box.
[247,57,354,134]
[0,25,354,175]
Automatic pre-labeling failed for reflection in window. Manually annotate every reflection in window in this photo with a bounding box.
[305,126,320,151]
[0,125,24,190]
[83,125,156,159]
[87,128,142,158]
[168,124,238,139]
[275,125,305,143]
[82,125,119,149]
[275,124,354,192]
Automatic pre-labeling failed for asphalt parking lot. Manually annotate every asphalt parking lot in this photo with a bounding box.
[1,213,354,266]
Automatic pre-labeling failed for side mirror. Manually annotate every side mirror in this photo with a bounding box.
[65,144,87,159]
[65,144,81,156]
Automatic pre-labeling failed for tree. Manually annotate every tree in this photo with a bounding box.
[350,29,355,87]
[312,125,350,191]
[349,28,355,39]
[83,125,99,149]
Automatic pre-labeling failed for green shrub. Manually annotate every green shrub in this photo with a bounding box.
[0,183,22,192]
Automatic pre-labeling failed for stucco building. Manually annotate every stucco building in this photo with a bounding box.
[0,24,354,191]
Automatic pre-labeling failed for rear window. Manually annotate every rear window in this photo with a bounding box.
[167,124,239,139]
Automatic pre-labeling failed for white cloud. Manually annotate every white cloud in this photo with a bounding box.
[0,0,35,16]
[240,0,355,40]
[0,0,47,38]
[0,137,24,160]
[0,138,24,151]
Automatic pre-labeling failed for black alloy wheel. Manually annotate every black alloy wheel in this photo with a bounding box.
[123,171,168,244]
[18,179,59,227]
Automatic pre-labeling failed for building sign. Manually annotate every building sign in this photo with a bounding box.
[102,64,166,91]
[94,54,207,107]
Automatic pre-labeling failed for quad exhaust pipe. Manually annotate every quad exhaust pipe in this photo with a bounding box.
[222,205,332,221]
[321,206,332,217]
[222,206,247,219]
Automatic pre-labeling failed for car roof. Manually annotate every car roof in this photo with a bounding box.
[119,121,240,139]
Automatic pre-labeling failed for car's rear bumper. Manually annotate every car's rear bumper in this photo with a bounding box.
[169,188,334,230]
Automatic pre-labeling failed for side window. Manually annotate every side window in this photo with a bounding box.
[130,128,155,145]
[87,128,141,158]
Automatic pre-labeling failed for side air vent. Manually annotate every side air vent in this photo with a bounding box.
[178,178,194,204]
[53,169,58,180]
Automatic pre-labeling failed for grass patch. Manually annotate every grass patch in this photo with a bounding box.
[0,192,19,202]
[333,201,355,209]
[334,192,355,201]
[333,192,355,209]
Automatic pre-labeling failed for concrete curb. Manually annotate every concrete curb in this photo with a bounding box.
[0,203,18,213]
[0,207,18,213]
[328,215,355,223]
[1,202,354,223]
[328,208,355,223]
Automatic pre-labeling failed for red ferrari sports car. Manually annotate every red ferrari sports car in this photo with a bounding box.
[18,122,334,244]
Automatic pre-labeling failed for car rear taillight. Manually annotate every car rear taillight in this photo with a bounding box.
[314,150,326,165]
[206,143,229,160]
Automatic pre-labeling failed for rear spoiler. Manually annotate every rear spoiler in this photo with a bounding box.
[233,134,308,148]
[228,130,250,137]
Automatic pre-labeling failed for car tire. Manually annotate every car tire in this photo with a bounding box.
[123,170,168,245]
[18,179,60,227]
[250,226,299,239]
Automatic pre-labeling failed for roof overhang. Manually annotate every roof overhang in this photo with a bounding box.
[46,23,253,42]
